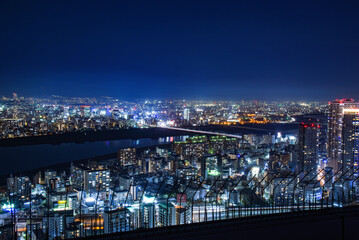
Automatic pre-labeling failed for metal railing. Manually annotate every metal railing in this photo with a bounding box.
[7,168,359,240]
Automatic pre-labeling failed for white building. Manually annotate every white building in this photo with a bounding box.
[183,108,190,121]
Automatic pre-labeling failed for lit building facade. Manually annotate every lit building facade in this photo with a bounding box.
[140,203,154,229]
[342,109,359,175]
[328,99,359,174]
[298,123,319,178]
[103,208,132,233]
[84,168,110,193]
[183,108,190,121]
[173,136,208,159]
[117,148,137,166]
[7,176,31,198]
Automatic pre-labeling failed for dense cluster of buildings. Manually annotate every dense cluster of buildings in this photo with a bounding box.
[0,94,327,139]
[0,98,358,239]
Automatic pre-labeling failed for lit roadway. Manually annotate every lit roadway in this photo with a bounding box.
[157,125,276,139]
[157,126,243,138]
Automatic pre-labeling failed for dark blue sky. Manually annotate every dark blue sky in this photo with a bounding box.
[0,1,359,100]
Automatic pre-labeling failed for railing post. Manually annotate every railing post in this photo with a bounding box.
[239,175,255,218]
[282,171,302,214]
[124,181,133,206]
[29,181,32,240]
[167,180,178,226]
[227,176,245,219]
[153,178,165,229]
[123,180,133,232]
[47,179,51,240]
[261,173,279,216]
[302,169,325,212]
[13,183,17,240]
[312,171,329,211]
[110,183,116,209]
[138,180,148,230]
[64,184,69,238]
[250,173,268,217]
[271,172,291,215]
[215,178,229,220]
[79,180,85,237]
[94,182,101,236]
[350,174,359,204]
[320,167,342,209]
[332,166,354,207]
[204,176,220,222]
[139,180,149,203]
[191,179,205,223]
[292,169,313,212]
[8,183,15,240]
[179,178,193,224]
[342,169,359,207]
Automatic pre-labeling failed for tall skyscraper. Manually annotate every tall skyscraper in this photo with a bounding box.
[183,108,190,121]
[342,108,359,175]
[298,123,319,178]
[328,99,359,174]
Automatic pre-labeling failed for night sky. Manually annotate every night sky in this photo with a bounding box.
[1,1,359,101]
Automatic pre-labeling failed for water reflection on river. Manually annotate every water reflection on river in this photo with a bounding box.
[0,136,188,176]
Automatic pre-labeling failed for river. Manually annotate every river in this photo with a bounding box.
[0,136,188,176]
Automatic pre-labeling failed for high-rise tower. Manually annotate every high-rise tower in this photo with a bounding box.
[183,108,190,121]
[342,109,359,175]
[328,99,359,174]
[298,122,319,179]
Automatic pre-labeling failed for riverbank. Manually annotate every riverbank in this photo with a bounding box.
[0,143,172,186]
[0,127,191,147]
[0,123,299,147]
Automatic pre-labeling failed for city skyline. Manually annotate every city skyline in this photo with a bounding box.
[0,93,340,102]
[1,1,359,239]
[1,1,359,100]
